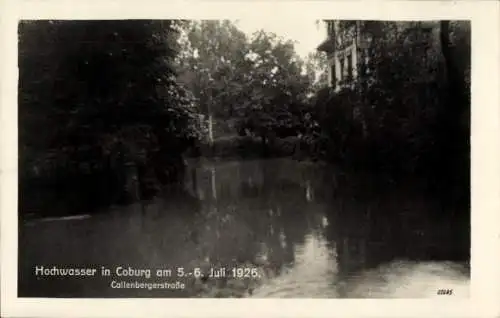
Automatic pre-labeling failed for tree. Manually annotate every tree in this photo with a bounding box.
[311,21,469,179]
[358,22,445,171]
[18,20,203,215]
[437,21,470,200]
[304,51,329,92]
[232,30,311,146]
[177,21,312,154]
[177,20,250,142]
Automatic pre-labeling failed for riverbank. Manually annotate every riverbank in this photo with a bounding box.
[20,133,468,225]
[188,135,304,160]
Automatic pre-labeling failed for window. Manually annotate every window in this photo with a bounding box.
[364,49,371,75]
[330,64,336,88]
[368,47,375,57]
[339,56,345,81]
[360,62,367,76]
[367,48,375,74]
[347,53,353,79]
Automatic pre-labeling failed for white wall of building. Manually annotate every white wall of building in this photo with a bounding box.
[324,21,364,91]
[328,45,358,91]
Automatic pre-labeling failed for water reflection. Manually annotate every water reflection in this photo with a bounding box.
[19,158,469,298]
[251,232,339,298]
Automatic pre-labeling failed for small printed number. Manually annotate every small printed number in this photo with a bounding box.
[437,289,453,295]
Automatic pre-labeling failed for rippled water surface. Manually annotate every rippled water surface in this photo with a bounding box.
[19,158,470,298]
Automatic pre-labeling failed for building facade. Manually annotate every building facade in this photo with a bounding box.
[317,21,370,92]
[317,20,438,92]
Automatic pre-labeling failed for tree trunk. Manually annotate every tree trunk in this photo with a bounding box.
[438,21,470,201]
[439,21,468,119]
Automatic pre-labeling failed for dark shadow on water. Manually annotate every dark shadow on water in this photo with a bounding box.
[323,172,470,279]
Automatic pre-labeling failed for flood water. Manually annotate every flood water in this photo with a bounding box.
[18,158,470,298]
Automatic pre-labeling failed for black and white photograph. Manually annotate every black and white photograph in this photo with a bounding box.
[1,0,499,316]
[14,16,474,300]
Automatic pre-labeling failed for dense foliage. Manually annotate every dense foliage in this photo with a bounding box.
[177,21,311,155]
[19,20,203,215]
[310,21,470,202]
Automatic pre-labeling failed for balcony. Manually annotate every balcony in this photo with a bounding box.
[318,20,337,53]
[317,38,335,53]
